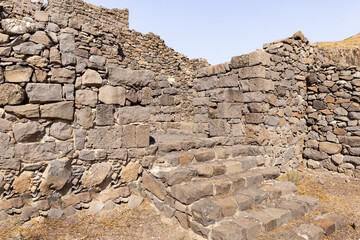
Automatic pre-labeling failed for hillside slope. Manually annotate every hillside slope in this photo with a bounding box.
[315,34,360,66]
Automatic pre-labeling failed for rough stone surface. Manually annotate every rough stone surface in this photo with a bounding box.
[5,65,33,83]
[26,83,62,103]
[40,101,74,120]
[82,69,103,86]
[0,83,25,106]
[108,66,154,87]
[50,122,73,140]
[13,121,45,143]
[99,85,125,105]
[40,159,72,194]
[81,162,112,188]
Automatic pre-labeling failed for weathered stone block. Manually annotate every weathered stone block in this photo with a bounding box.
[122,125,136,148]
[59,33,75,53]
[5,65,33,83]
[13,42,44,55]
[108,66,154,87]
[26,56,49,68]
[26,83,62,103]
[75,107,93,129]
[121,162,140,183]
[87,126,122,150]
[50,122,73,140]
[13,121,45,143]
[96,104,114,126]
[248,78,274,91]
[63,84,74,100]
[75,89,98,107]
[34,11,49,22]
[115,106,151,124]
[319,142,342,155]
[99,85,125,105]
[239,65,266,79]
[40,159,72,194]
[209,119,230,136]
[231,49,271,69]
[191,200,222,226]
[217,75,238,88]
[0,157,21,170]
[82,69,102,86]
[81,162,112,188]
[193,76,216,91]
[142,171,166,200]
[339,136,360,147]
[136,124,150,148]
[30,31,52,47]
[245,113,265,124]
[40,101,74,121]
[74,129,86,150]
[303,148,329,161]
[217,103,242,118]
[0,83,25,106]
[171,182,213,204]
[51,68,75,84]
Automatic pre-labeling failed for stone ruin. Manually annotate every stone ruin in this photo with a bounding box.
[0,0,357,238]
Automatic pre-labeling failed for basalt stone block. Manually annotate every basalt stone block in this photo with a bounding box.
[217,75,238,87]
[171,182,213,204]
[239,65,266,79]
[13,42,44,55]
[115,106,150,124]
[51,68,75,84]
[96,104,114,126]
[339,136,360,147]
[40,159,72,194]
[122,125,136,148]
[26,56,49,68]
[99,85,125,105]
[217,103,242,119]
[81,162,112,188]
[50,122,73,140]
[5,65,33,83]
[231,49,271,69]
[75,107,94,129]
[0,157,20,171]
[108,66,154,87]
[82,69,102,86]
[30,31,53,47]
[0,83,25,106]
[59,33,75,53]
[303,148,329,161]
[136,124,150,148]
[142,171,166,200]
[75,89,98,107]
[40,101,74,121]
[245,113,265,124]
[209,119,230,136]
[26,83,63,103]
[248,78,274,91]
[319,142,342,155]
[343,156,360,166]
[191,200,222,227]
[193,76,216,91]
[211,221,245,240]
[87,126,122,150]
[313,100,326,110]
[13,121,45,143]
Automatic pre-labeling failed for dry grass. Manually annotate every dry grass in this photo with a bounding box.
[315,34,360,49]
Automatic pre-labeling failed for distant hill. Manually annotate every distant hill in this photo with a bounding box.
[315,34,360,66]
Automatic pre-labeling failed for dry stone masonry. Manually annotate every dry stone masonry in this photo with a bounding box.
[0,0,353,239]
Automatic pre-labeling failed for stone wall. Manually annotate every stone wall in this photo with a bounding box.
[304,65,360,178]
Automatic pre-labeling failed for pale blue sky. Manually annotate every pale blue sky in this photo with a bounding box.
[83,0,360,65]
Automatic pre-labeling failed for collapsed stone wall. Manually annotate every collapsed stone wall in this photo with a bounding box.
[304,65,360,178]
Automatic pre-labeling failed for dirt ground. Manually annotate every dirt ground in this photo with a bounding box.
[0,168,359,240]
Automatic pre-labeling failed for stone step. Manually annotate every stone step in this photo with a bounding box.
[153,144,268,168]
[149,157,270,186]
[210,194,320,240]
[189,180,297,228]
